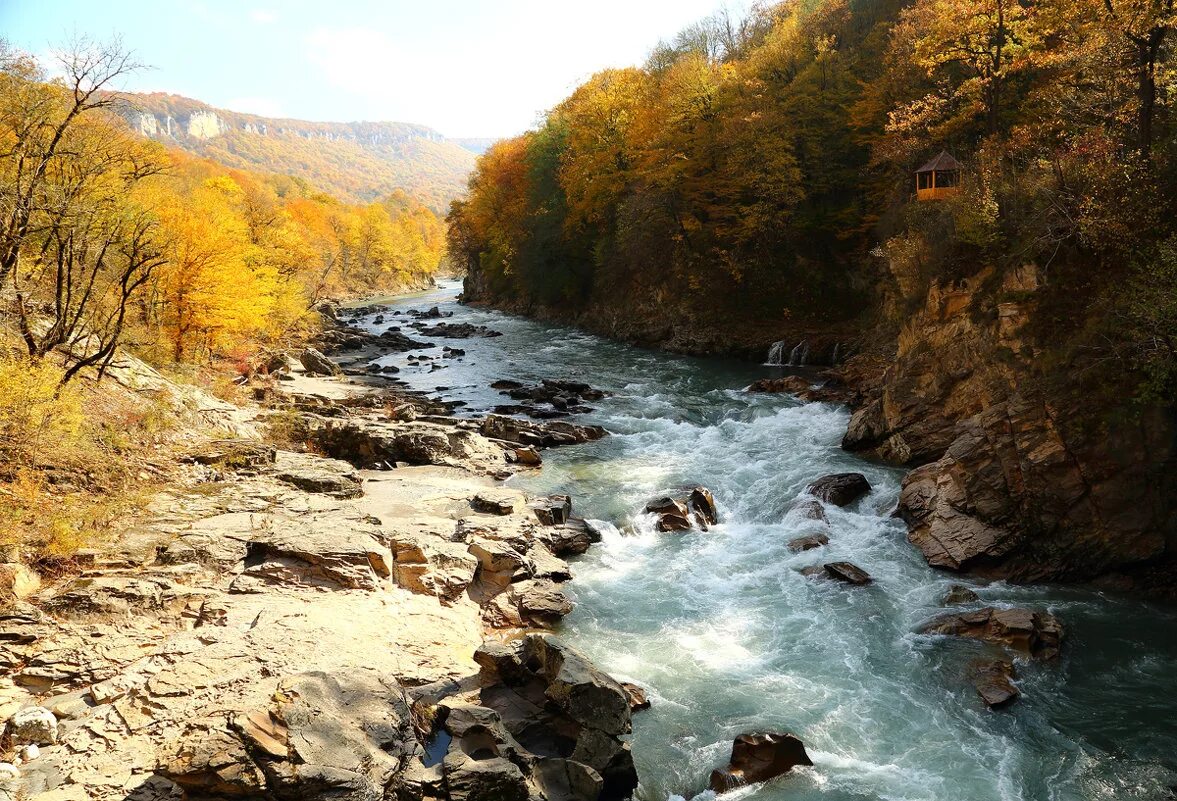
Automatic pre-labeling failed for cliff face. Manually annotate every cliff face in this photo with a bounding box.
[464,260,1177,596]
[842,264,1177,594]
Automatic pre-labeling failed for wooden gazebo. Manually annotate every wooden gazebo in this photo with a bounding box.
[915,151,962,201]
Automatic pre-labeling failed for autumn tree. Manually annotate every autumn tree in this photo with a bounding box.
[0,39,172,381]
[889,0,1039,138]
[1098,0,1176,155]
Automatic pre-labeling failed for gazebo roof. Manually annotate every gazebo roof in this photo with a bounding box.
[916,150,962,173]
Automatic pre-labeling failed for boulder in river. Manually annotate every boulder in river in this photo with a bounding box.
[942,584,981,605]
[970,659,1020,708]
[688,486,719,527]
[645,497,692,531]
[823,561,872,585]
[480,415,607,448]
[807,473,871,506]
[919,607,1064,660]
[791,499,829,523]
[708,732,813,793]
[645,486,720,531]
[787,534,829,553]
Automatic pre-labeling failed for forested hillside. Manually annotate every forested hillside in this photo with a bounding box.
[0,42,445,562]
[126,92,478,211]
[451,0,1175,372]
[451,0,1177,591]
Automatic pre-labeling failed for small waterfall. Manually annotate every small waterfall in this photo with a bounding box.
[765,340,787,366]
[831,342,841,365]
[787,340,809,367]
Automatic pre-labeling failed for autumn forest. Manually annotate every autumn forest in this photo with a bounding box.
[451,0,1177,399]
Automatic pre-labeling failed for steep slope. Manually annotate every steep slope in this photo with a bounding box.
[123,92,477,210]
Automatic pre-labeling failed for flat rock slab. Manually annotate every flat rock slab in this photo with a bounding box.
[273,452,364,498]
[471,491,520,516]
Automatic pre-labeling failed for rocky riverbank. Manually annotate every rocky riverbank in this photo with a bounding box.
[0,330,638,800]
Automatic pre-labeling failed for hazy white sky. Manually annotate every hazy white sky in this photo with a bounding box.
[1,0,741,138]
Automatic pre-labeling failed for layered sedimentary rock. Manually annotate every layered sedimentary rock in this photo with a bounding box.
[842,266,1177,593]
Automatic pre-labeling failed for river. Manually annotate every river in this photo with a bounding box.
[357,281,1177,801]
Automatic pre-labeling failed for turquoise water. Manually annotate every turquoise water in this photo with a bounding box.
[359,282,1177,801]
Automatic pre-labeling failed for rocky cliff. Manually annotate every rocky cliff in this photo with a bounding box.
[843,264,1177,594]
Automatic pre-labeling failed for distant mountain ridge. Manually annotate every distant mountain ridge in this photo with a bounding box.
[122,92,479,210]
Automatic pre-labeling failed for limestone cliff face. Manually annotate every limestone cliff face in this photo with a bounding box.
[843,264,1177,593]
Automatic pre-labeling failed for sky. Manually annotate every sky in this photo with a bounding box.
[0,0,741,139]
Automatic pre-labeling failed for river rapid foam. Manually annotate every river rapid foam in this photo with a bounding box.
[357,281,1177,801]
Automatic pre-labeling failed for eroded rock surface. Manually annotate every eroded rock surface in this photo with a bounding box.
[840,267,1177,593]
[473,635,639,801]
[708,732,813,794]
[0,379,614,801]
[920,607,1064,660]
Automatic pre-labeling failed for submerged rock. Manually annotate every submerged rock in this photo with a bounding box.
[708,732,813,794]
[806,473,871,506]
[920,607,1064,660]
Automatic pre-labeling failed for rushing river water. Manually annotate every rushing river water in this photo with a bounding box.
[357,281,1177,801]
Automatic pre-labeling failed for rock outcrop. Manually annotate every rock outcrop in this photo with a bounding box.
[0,366,623,801]
[840,265,1177,594]
[919,607,1064,660]
[473,635,639,801]
[708,732,813,793]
